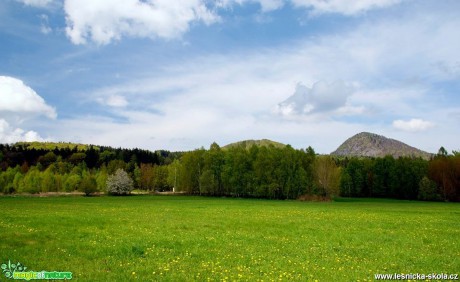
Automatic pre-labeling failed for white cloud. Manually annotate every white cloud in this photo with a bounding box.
[0,76,56,119]
[97,95,128,108]
[393,118,435,132]
[64,0,219,45]
[61,6,458,152]
[60,0,408,45]
[107,95,128,108]
[0,76,55,143]
[256,0,285,11]
[47,2,459,153]
[232,0,285,12]
[39,14,52,34]
[0,119,45,143]
[276,81,353,116]
[290,0,404,15]
[221,0,402,14]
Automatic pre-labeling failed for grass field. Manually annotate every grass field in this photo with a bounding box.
[0,196,459,281]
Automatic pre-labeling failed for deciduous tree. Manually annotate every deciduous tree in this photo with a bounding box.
[314,156,341,198]
[106,169,134,195]
[79,174,98,196]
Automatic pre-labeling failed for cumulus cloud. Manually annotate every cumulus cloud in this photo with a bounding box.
[393,118,434,132]
[276,81,353,116]
[0,76,56,119]
[0,76,55,143]
[64,0,219,45]
[60,0,406,45]
[0,119,45,143]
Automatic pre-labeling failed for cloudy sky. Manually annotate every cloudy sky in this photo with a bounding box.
[0,0,459,153]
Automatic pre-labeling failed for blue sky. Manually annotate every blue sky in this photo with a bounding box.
[0,0,459,153]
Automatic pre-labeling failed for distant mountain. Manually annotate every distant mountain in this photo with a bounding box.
[223,139,286,150]
[331,132,432,159]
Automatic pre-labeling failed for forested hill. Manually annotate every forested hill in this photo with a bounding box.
[15,141,97,151]
[223,139,286,150]
[331,132,432,160]
[0,142,182,170]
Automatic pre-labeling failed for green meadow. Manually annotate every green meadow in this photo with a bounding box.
[0,196,458,281]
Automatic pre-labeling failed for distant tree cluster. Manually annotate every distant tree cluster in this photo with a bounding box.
[174,144,459,201]
[173,143,337,199]
[0,143,181,196]
[0,143,181,170]
[338,152,460,201]
[0,142,458,201]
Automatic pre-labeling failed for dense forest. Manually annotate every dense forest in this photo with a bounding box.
[0,142,459,201]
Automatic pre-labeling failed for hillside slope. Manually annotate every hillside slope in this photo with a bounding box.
[223,139,286,150]
[331,132,432,159]
[14,141,97,151]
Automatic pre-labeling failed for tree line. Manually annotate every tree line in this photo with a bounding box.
[338,153,459,201]
[0,143,180,195]
[0,142,458,201]
[0,143,181,169]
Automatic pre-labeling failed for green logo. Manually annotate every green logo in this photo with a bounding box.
[1,260,72,280]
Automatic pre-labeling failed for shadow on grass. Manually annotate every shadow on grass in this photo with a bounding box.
[333,197,415,203]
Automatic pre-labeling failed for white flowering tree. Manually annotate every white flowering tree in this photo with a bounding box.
[106,169,134,195]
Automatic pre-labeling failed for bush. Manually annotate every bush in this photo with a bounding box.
[418,176,442,201]
[63,174,81,192]
[79,175,98,196]
[106,169,134,195]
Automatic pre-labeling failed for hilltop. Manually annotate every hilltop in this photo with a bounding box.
[14,141,98,151]
[12,134,433,159]
[331,132,432,159]
[223,139,286,150]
